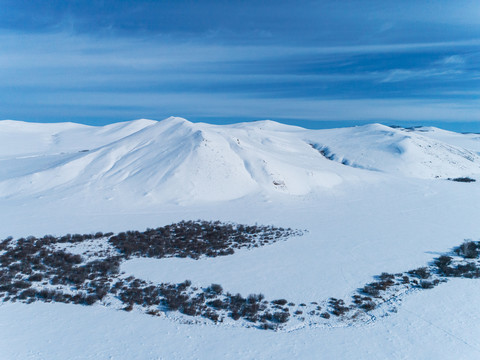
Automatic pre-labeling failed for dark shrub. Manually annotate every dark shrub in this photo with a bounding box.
[180,302,198,316]
[361,284,379,297]
[420,280,435,289]
[28,273,43,282]
[435,256,453,275]
[208,284,223,295]
[408,267,430,279]
[177,280,192,291]
[379,273,395,281]
[455,241,478,259]
[360,301,376,311]
[231,311,241,320]
[13,281,31,289]
[450,177,476,183]
[207,299,226,309]
[18,288,36,300]
[247,293,264,303]
[329,298,350,316]
[273,311,289,323]
[450,263,479,277]
[261,322,277,330]
[203,309,219,322]
[361,278,395,297]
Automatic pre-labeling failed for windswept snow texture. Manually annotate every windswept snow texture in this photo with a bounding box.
[2,118,480,359]
[308,124,480,179]
[1,118,479,204]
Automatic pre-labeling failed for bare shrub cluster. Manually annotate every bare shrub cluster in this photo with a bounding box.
[447,177,476,183]
[108,220,299,259]
[0,221,301,330]
[1,226,480,330]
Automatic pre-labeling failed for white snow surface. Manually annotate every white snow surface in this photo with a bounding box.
[1,117,479,203]
[3,280,480,359]
[1,117,480,359]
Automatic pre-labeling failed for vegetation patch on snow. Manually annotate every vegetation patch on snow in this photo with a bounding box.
[1,222,479,331]
[447,177,476,183]
[0,221,302,330]
[108,220,300,259]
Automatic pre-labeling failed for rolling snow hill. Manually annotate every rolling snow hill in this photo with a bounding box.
[0,117,479,203]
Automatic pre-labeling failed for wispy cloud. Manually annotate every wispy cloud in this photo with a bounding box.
[1,33,479,69]
[379,52,473,83]
[0,30,479,125]
[439,55,466,65]
[381,68,464,83]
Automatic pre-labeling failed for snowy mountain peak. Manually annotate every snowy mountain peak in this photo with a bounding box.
[155,116,195,129]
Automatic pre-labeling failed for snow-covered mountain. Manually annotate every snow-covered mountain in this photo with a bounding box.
[2,118,480,359]
[308,123,480,179]
[1,117,479,203]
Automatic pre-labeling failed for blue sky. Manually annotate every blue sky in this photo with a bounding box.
[1,0,479,131]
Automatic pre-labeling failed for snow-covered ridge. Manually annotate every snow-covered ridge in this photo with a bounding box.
[0,117,479,203]
[308,123,480,179]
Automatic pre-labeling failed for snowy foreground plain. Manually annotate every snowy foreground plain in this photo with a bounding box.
[1,117,480,359]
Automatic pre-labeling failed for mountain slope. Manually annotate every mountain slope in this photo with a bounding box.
[0,118,479,203]
[306,123,480,179]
